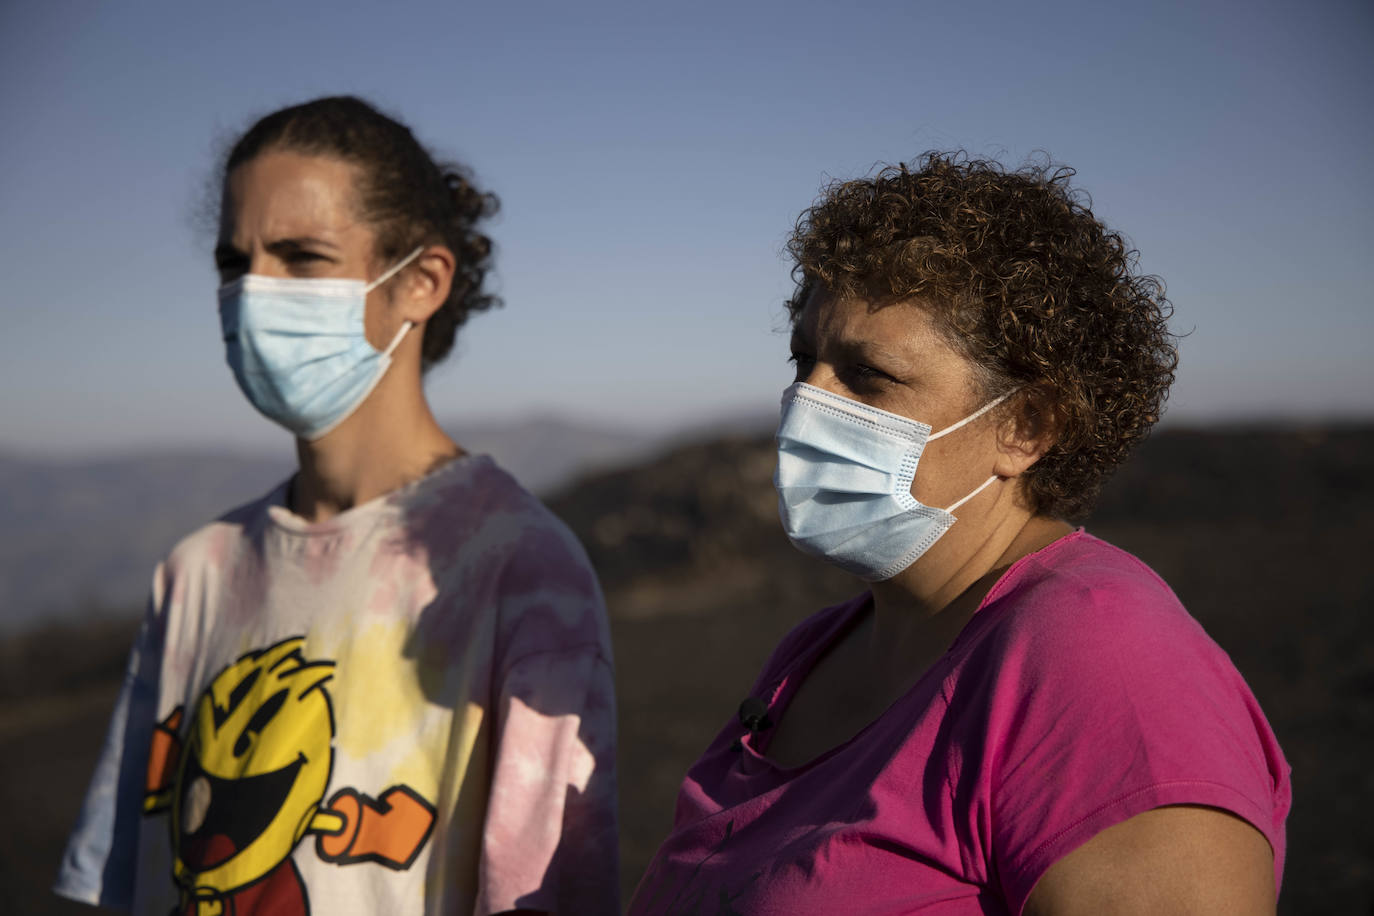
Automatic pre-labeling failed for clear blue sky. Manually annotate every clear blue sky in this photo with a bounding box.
[3,0,1371,456]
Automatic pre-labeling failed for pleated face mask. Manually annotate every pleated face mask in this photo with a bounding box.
[773,382,1013,581]
[217,246,423,441]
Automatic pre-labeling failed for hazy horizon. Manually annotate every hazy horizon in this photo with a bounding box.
[5,402,1374,464]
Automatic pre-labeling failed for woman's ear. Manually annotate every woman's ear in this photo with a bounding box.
[992,384,1059,478]
[398,245,455,324]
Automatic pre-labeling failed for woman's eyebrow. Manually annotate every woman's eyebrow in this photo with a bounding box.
[263,236,341,255]
[214,236,342,263]
[830,337,909,368]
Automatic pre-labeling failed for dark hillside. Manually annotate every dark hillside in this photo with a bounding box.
[544,424,1374,912]
[2,426,1369,913]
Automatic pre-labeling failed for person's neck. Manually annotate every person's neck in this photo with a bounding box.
[867,507,1072,663]
[288,377,462,523]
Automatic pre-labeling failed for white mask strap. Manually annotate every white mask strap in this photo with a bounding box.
[945,474,1000,514]
[381,321,414,358]
[364,246,426,293]
[369,246,424,358]
[928,388,1016,441]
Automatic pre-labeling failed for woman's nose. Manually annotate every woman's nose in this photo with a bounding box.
[798,365,841,394]
[247,252,285,278]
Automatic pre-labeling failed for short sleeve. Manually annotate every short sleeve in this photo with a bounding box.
[53,593,165,909]
[475,512,619,915]
[984,571,1291,914]
[477,647,619,916]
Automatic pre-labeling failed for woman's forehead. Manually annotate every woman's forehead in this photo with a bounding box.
[221,151,366,243]
[801,293,949,348]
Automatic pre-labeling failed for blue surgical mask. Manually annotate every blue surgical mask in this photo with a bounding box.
[773,382,1013,581]
[217,247,424,440]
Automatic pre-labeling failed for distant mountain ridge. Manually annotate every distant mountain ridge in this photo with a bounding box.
[0,415,677,631]
[12,417,1363,633]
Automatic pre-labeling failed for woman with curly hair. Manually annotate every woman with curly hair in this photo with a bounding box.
[56,96,618,915]
[630,154,1289,914]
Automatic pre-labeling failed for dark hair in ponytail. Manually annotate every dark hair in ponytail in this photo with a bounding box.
[222,95,500,368]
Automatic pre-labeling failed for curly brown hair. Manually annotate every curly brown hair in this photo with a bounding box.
[786,152,1177,521]
[222,96,499,369]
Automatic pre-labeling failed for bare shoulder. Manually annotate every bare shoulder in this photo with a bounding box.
[1023,805,1275,916]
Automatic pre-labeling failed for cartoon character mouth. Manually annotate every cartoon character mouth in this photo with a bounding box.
[177,751,304,871]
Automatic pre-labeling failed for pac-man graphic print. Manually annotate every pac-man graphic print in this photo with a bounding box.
[143,637,436,916]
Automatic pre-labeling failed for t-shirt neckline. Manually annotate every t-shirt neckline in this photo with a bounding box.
[742,528,1090,775]
[263,453,486,536]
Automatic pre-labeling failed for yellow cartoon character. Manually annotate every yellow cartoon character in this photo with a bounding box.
[144,637,436,916]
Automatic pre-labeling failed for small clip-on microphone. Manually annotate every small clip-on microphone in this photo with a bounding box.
[732,697,773,751]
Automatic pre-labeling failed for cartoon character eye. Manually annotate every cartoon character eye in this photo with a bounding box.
[234,688,288,757]
[212,668,261,731]
[227,669,260,712]
[183,776,212,834]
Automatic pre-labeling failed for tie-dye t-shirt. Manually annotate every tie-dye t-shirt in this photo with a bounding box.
[55,455,619,915]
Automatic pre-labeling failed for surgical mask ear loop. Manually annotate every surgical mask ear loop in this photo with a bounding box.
[944,474,1001,514]
[927,388,1017,441]
[365,246,426,357]
[927,388,1018,515]
[363,245,426,293]
[380,321,415,357]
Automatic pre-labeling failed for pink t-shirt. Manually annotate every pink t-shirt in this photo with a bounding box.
[629,531,1290,915]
